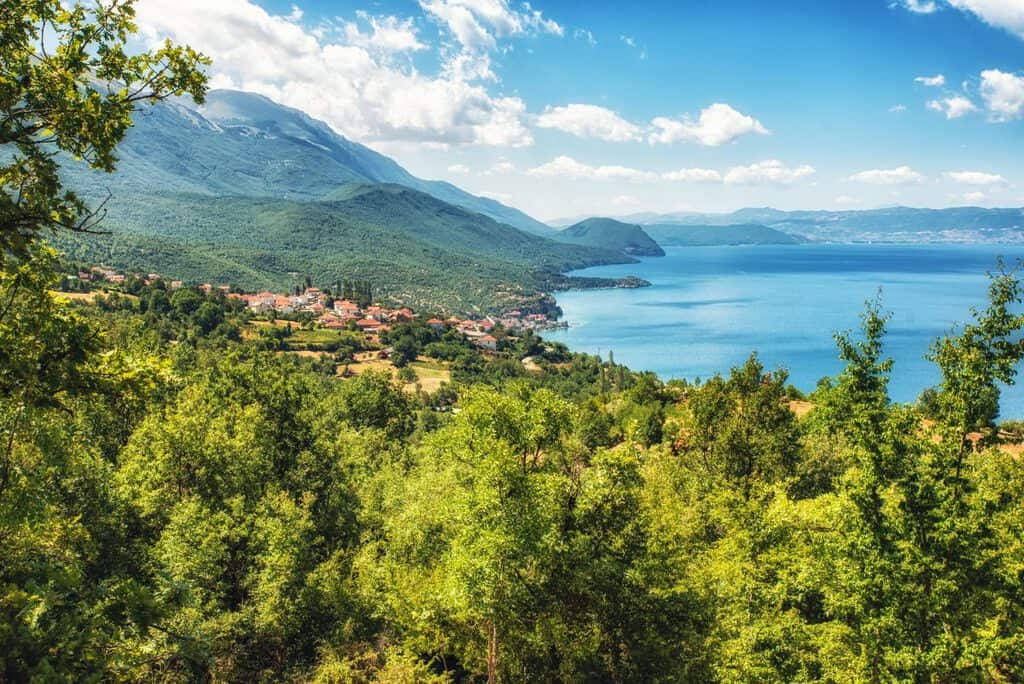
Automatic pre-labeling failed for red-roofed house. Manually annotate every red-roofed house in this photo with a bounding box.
[476,335,498,352]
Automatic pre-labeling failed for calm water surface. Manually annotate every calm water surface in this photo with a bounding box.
[546,244,1024,417]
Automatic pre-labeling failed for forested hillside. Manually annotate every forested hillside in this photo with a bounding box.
[54,185,632,314]
[557,217,666,256]
[50,89,635,312]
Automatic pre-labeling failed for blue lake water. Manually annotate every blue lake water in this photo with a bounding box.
[545,244,1024,418]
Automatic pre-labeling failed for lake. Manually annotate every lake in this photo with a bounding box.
[545,244,1024,418]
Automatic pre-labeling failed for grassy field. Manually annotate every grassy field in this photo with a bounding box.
[343,353,451,393]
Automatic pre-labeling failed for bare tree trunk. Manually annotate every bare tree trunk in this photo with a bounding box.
[487,621,499,684]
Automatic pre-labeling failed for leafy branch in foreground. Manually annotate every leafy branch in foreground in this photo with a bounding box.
[0,0,208,264]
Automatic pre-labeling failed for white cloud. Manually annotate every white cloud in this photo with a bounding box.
[915,74,946,86]
[612,194,640,207]
[420,0,562,52]
[926,95,978,118]
[649,103,769,146]
[344,13,426,52]
[889,104,908,112]
[135,0,536,147]
[535,104,642,142]
[835,195,861,205]
[573,28,596,45]
[900,0,939,13]
[447,163,470,173]
[661,168,723,183]
[959,191,988,203]
[723,160,815,186]
[848,166,926,185]
[619,34,646,59]
[980,69,1024,120]
[946,0,1024,39]
[526,156,658,182]
[944,170,1008,185]
[485,160,515,174]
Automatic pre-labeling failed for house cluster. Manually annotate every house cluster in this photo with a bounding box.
[431,317,499,351]
[494,309,564,332]
[241,287,330,316]
[76,266,183,289]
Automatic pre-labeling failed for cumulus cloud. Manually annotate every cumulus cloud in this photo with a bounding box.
[723,160,815,186]
[890,104,908,112]
[344,13,426,52]
[900,0,939,13]
[915,74,946,87]
[946,0,1024,39]
[421,0,562,47]
[926,95,978,118]
[447,163,470,173]
[944,170,1008,185]
[835,195,861,205]
[526,156,658,182]
[848,166,926,185]
[959,190,988,203]
[661,168,723,183]
[535,104,643,142]
[980,68,1024,120]
[134,0,541,147]
[649,103,769,146]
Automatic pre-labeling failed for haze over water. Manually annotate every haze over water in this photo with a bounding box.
[546,244,1024,418]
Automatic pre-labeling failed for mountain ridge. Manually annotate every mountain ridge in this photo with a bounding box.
[550,206,1024,243]
[556,218,665,257]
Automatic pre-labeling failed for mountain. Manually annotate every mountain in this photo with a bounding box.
[56,183,633,314]
[644,223,804,246]
[563,206,1024,244]
[65,89,554,237]
[556,218,665,257]
[54,91,646,314]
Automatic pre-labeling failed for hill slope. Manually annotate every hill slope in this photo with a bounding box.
[644,223,804,246]
[556,218,665,257]
[54,184,632,314]
[52,91,650,313]
[64,90,554,237]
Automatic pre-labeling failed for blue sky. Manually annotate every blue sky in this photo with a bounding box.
[135,0,1024,219]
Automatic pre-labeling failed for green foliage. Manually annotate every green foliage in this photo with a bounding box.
[1,0,208,263]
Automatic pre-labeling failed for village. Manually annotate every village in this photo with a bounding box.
[72,265,566,353]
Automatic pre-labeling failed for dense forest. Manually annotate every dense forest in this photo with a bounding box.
[6,243,1024,682]
[4,2,1024,682]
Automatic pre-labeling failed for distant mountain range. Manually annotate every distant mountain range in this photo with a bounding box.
[644,223,803,247]
[554,207,1024,244]
[556,218,665,257]
[56,90,639,313]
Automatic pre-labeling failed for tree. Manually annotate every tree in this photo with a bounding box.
[680,354,800,497]
[1,0,208,264]
[815,281,1024,681]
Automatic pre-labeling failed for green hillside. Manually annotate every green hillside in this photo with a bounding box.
[54,185,634,314]
[61,90,554,236]
[645,223,805,246]
[556,218,665,256]
[52,91,643,313]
